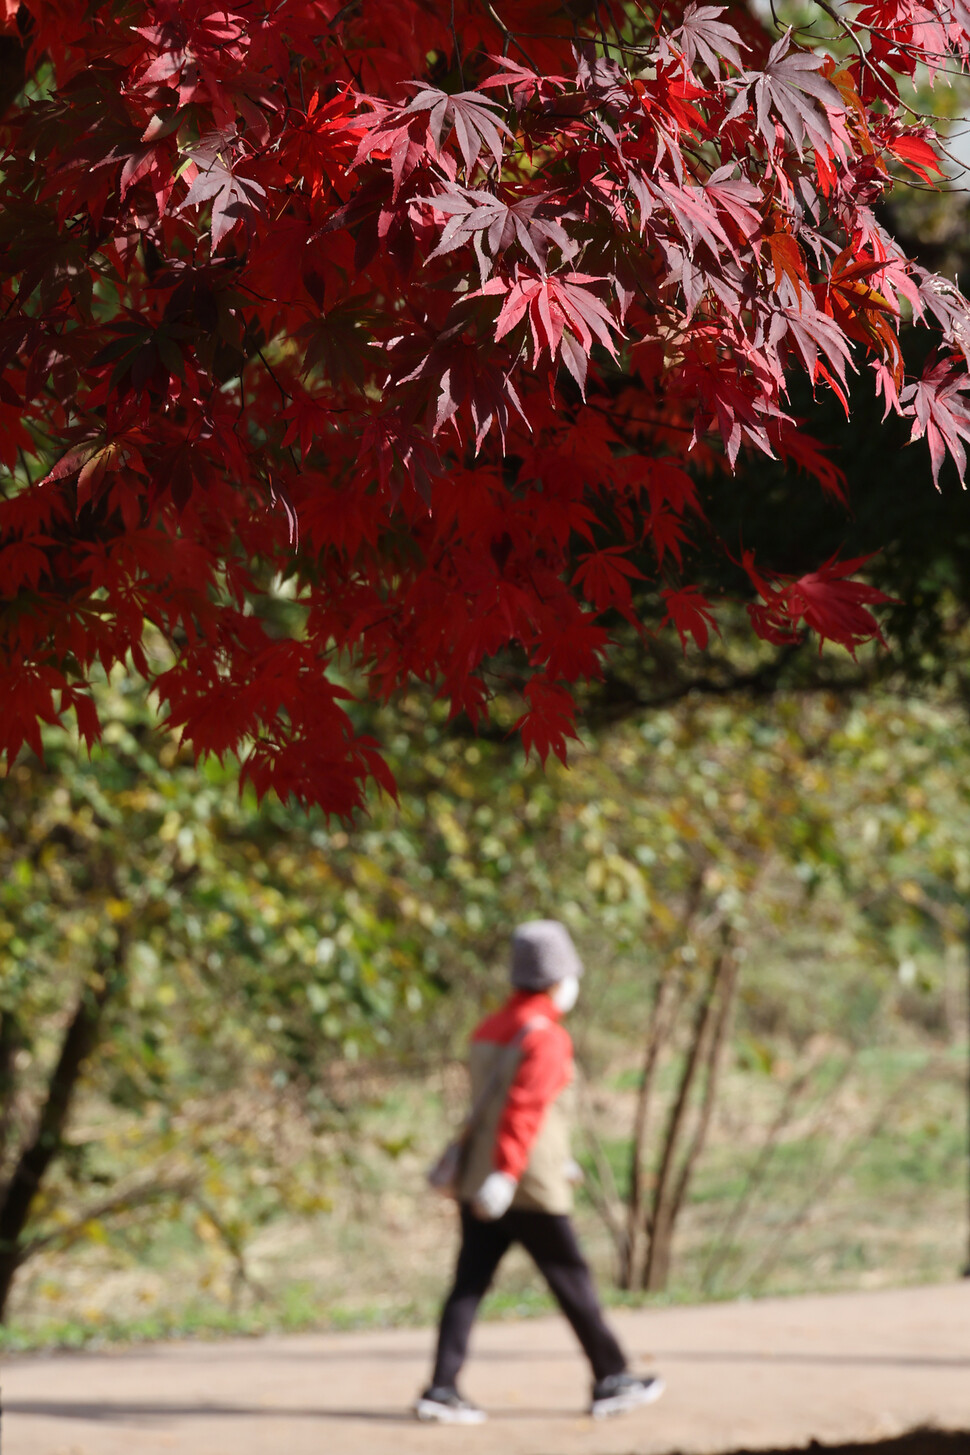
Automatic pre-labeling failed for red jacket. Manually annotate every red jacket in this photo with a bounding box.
[471,990,573,1180]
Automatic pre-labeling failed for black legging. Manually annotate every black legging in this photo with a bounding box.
[432,1204,627,1387]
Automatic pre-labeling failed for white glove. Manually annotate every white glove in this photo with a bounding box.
[471,1171,517,1220]
[564,1158,585,1186]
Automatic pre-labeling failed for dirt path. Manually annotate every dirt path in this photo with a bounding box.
[2,1282,968,1455]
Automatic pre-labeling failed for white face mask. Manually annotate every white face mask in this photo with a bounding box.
[550,974,579,1014]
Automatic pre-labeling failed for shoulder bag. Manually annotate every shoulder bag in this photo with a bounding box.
[426,1016,549,1200]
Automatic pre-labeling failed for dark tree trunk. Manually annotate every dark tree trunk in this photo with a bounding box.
[0,1009,23,1173]
[0,929,126,1320]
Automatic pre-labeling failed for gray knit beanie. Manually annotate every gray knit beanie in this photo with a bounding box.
[510,920,583,992]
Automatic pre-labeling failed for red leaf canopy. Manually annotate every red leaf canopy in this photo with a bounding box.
[1,0,969,811]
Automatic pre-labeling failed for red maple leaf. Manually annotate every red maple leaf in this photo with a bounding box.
[179,133,267,249]
[479,271,621,391]
[515,676,580,766]
[901,357,970,487]
[887,132,945,183]
[573,547,644,617]
[661,585,720,650]
[0,0,967,809]
[742,550,896,655]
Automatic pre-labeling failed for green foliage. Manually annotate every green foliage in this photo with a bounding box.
[0,672,437,1296]
[2,674,969,1331]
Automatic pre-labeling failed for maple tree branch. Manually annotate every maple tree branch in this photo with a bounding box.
[479,0,541,72]
[582,642,809,725]
[450,0,466,89]
[440,638,886,747]
[809,0,965,126]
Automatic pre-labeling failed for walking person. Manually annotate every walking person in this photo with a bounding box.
[416,919,665,1424]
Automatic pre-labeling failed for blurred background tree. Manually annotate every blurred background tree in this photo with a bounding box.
[2,663,969,1331]
[0,671,433,1319]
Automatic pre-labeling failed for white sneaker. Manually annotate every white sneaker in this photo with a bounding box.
[414,1385,487,1424]
[590,1372,665,1419]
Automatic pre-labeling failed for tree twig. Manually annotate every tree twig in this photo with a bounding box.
[669,932,740,1228]
[576,1070,629,1269]
[624,862,706,1287]
[20,1174,198,1260]
[641,918,733,1291]
[742,1056,933,1294]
